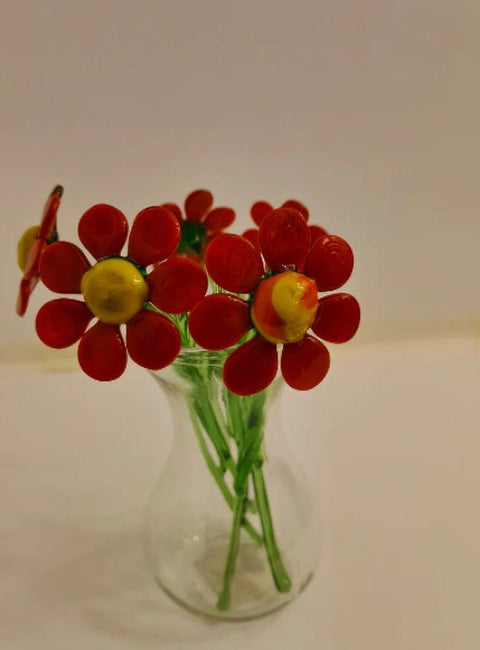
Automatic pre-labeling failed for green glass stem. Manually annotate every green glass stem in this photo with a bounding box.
[216,488,247,611]
[174,358,292,610]
[193,389,235,473]
[188,397,262,546]
[252,463,292,593]
[171,357,234,475]
[192,387,257,514]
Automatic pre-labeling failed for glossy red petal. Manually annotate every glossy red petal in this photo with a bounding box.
[38,185,63,240]
[282,200,309,221]
[223,336,278,396]
[204,207,236,234]
[184,189,214,223]
[78,204,129,259]
[250,201,273,226]
[242,228,261,253]
[16,277,38,316]
[259,207,311,272]
[205,234,264,293]
[312,293,360,343]
[281,335,330,390]
[128,206,181,267]
[78,322,127,381]
[304,234,354,291]
[39,241,91,293]
[126,310,181,370]
[147,257,208,314]
[189,294,251,350]
[160,203,183,224]
[36,299,93,348]
[23,239,46,281]
[309,224,328,244]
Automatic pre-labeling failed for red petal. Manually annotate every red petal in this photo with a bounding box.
[128,206,181,267]
[160,203,183,224]
[38,185,63,240]
[204,207,236,234]
[126,310,181,370]
[78,322,127,381]
[23,239,46,281]
[39,242,91,293]
[189,294,251,350]
[78,204,129,259]
[36,299,93,348]
[312,293,360,343]
[282,200,309,221]
[16,277,38,316]
[205,234,264,293]
[148,257,208,314]
[223,337,278,396]
[250,201,273,226]
[309,224,328,244]
[304,234,354,291]
[259,207,311,272]
[184,189,214,223]
[281,335,330,390]
[242,228,261,253]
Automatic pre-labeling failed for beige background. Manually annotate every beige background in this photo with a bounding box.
[1,1,480,649]
[2,0,480,347]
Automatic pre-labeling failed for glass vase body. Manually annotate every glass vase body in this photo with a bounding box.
[145,350,320,620]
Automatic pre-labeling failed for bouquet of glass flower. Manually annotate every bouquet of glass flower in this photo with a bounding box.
[17,186,360,619]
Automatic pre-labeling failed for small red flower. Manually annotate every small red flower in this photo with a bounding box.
[16,185,63,316]
[189,207,359,396]
[35,204,208,381]
[242,198,328,253]
[160,189,235,258]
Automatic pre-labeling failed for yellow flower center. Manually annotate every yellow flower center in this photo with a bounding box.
[251,271,318,344]
[17,226,40,271]
[81,258,148,325]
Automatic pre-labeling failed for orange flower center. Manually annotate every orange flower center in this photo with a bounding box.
[251,271,318,344]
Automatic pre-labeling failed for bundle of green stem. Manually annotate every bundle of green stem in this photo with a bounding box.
[173,350,291,611]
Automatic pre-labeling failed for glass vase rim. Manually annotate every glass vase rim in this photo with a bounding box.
[172,346,232,368]
[153,346,284,393]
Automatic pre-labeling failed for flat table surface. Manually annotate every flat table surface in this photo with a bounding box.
[1,338,479,650]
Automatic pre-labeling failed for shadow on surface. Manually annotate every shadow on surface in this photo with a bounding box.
[33,523,279,645]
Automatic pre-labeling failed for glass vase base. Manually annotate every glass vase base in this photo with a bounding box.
[148,534,313,621]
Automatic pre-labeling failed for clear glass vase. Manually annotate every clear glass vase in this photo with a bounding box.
[145,349,320,620]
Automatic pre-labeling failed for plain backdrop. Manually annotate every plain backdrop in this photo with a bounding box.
[1,2,480,650]
[1,0,480,351]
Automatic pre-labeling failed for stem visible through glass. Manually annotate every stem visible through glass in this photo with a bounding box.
[188,396,263,546]
[216,383,292,608]
[216,488,247,611]
[252,463,292,593]
[173,354,292,611]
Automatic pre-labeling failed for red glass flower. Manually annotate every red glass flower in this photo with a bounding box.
[16,185,63,316]
[189,207,359,395]
[242,198,328,253]
[35,204,208,381]
[160,189,235,258]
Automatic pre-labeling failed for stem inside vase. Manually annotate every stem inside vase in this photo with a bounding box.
[174,357,292,611]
